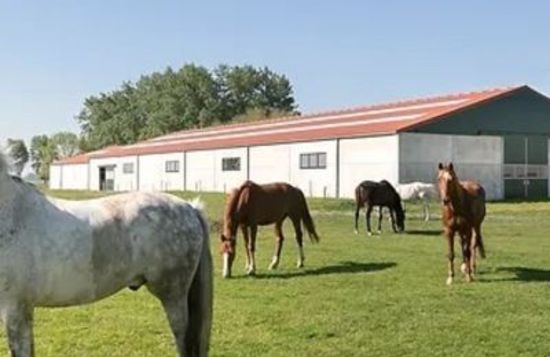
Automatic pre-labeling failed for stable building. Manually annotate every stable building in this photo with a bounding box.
[50,85,550,200]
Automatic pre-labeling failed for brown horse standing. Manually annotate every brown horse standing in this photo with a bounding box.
[437,163,486,285]
[220,181,320,278]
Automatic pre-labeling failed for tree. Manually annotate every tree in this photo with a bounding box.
[6,139,29,176]
[30,135,57,182]
[51,132,80,159]
[77,63,298,151]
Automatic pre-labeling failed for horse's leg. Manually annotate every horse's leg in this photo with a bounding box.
[424,198,431,221]
[354,202,361,235]
[460,228,473,282]
[469,227,477,276]
[148,276,194,357]
[240,225,252,274]
[377,206,383,234]
[269,221,285,270]
[248,225,258,275]
[445,228,456,285]
[3,303,35,357]
[365,204,373,236]
[290,215,305,268]
[389,208,397,233]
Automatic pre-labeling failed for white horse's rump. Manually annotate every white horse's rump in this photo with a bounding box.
[0,154,212,356]
[395,182,438,221]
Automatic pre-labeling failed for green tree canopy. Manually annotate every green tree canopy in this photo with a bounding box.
[30,135,57,182]
[78,64,298,151]
[6,138,29,176]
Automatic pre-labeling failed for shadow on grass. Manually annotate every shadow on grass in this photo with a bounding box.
[405,229,443,236]
[247,261,396,280]
[493,267,550,283]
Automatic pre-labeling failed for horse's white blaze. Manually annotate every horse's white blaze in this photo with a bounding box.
[223,253,231,278]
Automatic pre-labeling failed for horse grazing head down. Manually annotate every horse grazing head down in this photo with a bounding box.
[437,162,459,205]
[220,187,244,278]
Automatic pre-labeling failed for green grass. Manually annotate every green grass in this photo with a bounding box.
[3,190,550,356]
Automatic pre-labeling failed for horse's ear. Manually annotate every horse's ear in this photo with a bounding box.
[448,162,454,172]
[438,162,444,170]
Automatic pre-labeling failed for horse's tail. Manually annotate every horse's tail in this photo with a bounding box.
[186,201,213,357]
[296,188,320,243]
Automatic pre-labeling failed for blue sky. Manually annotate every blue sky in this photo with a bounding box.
[1,1,550,147]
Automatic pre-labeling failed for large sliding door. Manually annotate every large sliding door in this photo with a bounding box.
[503,135,548,199]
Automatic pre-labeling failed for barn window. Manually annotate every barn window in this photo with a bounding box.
[165,160,180,173]
[222,157,241,171]
[300,152,327,169]
[122,163,134,174]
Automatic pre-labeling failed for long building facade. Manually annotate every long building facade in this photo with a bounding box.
[50,85,550,200]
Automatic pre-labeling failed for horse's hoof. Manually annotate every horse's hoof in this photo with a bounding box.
[354,229,358,235]
[465,275,473,283]
[246,269,256,276]
[268,262,279,270]
[460,263,467,274]
[296,261,304,268]
[367,232,372,237]
[377,230,382,235]
[446,277,453,285]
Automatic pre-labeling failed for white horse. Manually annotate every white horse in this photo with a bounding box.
[0,154,212,357]
[395,182,438,221]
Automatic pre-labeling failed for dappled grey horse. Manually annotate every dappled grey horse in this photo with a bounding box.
[0,153,212,357]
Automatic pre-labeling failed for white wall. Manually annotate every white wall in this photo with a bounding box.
[213,148,248,193]
[89,156,138,191]
[250,144,291,184]
[338,135,399,199]
[289,140,337,197]
[138,153,184,191]
[186,150,216,192]
[49,165,63,189]
[250,141,337,197]
[399,133,503,200]
[61,164,89,190]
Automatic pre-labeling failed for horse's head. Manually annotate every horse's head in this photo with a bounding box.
[220,233,236,278]
[395,204,405,233]
[437,162,458,206]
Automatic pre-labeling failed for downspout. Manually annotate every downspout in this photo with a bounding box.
[246,146,250,180]
[136,155,140,191]
[335,138,340,198]
[183,151,187,191]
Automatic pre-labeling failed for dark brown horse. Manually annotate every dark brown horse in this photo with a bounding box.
[354,180,405,235]
[437,163,486,285]
[220,181,320,278]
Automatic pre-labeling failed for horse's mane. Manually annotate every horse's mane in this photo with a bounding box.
[224,181,254,225]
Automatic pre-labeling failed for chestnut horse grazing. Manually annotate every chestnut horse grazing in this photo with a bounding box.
[354,180,405,235]
[437,163,486,285]
[220,181,320,278]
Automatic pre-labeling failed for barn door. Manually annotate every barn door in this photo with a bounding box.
[99,165,116,191]
[503,136,548,199]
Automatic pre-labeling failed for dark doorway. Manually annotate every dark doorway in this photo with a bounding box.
[99,166,115,191]
[503,135,548,199]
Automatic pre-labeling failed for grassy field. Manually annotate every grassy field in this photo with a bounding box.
[2,190,550,356]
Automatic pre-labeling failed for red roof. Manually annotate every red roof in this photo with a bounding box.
[54,86,525,164]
